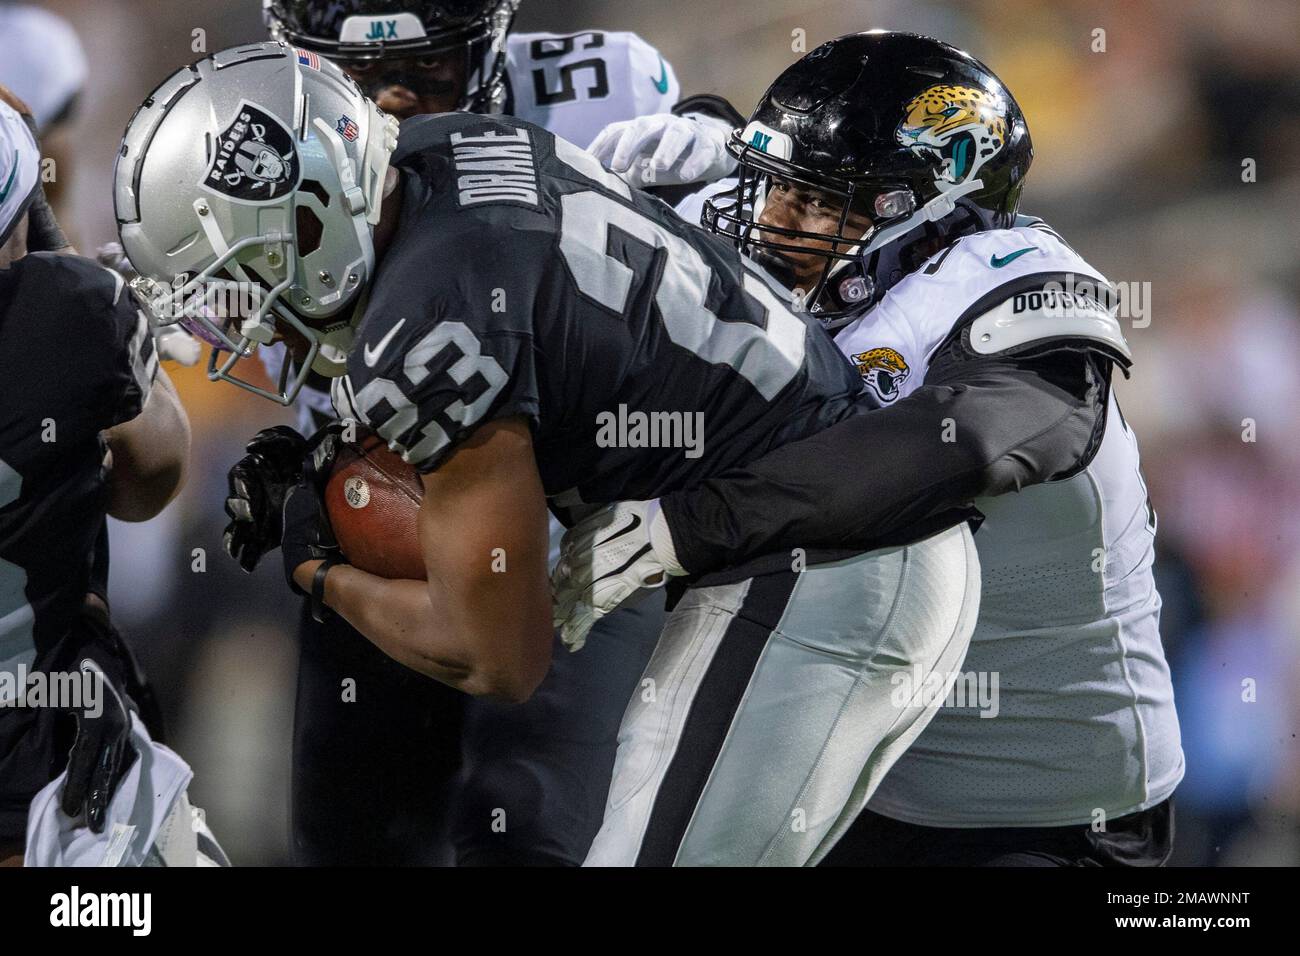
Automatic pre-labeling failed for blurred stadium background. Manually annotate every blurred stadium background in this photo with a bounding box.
[5,0,1296,865]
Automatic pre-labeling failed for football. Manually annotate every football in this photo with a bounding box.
[324,429,426,580]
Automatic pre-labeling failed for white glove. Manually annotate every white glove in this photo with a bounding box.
[589,112,737,188]
[153,326,202,366]
[97,243,202,367]
[551,499,686,651]
[95,241,134,278]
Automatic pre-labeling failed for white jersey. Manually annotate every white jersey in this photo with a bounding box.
[263,29,680,432]
[505,30,680,149]
[831,223,1184,827]
[0,4,87,132]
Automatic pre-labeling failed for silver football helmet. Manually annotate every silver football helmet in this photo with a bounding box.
[114,42,400,404]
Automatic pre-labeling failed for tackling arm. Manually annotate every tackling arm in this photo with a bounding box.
[661,338,1114,574]
[296,418,554,703]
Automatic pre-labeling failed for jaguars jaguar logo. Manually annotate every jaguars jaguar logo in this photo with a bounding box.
[896,84,1008,186]
[853,347,911,403]
[203,102,300,203]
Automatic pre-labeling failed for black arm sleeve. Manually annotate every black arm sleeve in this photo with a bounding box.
[661,336,1113,575]
[671,93,746,127]
[18,112,71,252]
[26,187,71,252]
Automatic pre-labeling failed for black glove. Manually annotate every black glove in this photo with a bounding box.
[60,659,138,834]
[223,426,309,572]
[281,424,347,599]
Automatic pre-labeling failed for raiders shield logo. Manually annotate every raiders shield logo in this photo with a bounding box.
[202,102,300,203]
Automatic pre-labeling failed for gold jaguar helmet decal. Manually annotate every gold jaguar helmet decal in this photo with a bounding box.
[896,84,1009,186]
[853,347,911,403]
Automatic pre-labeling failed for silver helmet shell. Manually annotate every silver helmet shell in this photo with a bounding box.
[114,41,400,404]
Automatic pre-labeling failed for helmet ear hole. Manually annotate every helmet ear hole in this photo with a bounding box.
[300,178,332,207]
[295,204,325,256]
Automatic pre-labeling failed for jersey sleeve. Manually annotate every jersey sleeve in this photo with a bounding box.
[896,224,1128,373]
[22,253,157,432]
[619,32,681,117]
[106,282,159,428]
[346,246,541,474]
[506,31,681,148]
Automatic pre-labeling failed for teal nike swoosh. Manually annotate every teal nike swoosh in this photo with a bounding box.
[990,247,1036,268]
[0,152,19,206]
[652,58,669,95]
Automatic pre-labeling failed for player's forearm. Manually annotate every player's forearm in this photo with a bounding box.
[308,564,472,691]
[661,350,1107,574]
[306,562,546,702]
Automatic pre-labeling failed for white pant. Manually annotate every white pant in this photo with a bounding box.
[584,523,981,866]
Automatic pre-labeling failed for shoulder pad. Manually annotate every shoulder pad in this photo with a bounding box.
[889,224,1112,362]
[21,251,123,305]
[968,277,1132,366]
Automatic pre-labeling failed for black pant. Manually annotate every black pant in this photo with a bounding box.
[291,593,665,866]
[291,602,464,866]
[820,799,1175,866]
[451,593,664,866]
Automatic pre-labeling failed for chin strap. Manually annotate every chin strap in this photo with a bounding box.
[309,281,371,378]
[361,103,401,226]
[858,177,985,262]
[812,178,988,324]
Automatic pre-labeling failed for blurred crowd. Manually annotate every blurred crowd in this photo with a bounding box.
[3,0,1296,864]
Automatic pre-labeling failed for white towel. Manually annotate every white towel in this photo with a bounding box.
[24,713,193,867]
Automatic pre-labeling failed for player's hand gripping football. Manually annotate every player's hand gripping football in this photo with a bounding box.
[551,499,686,651]
[588,112,737,188]
[281,425,344,596]
[223,426,309,572]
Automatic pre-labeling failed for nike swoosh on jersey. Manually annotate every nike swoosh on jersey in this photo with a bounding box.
[363,318,406,368]
[990,247,1037,268]
[651,58,669,95]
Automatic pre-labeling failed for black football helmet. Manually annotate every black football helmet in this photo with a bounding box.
[263,0,520,112]
[704,31,1033,329]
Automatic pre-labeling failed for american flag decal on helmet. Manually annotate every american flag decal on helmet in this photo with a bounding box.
[296,48,320,70]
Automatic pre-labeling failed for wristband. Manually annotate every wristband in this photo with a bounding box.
[311,557,344,623]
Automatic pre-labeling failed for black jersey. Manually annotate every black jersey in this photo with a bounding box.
[346,113,861,518]
[0,253,156,687]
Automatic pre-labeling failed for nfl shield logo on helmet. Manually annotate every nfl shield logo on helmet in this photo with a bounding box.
[202,101,301,203]
[336,115,360,143]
